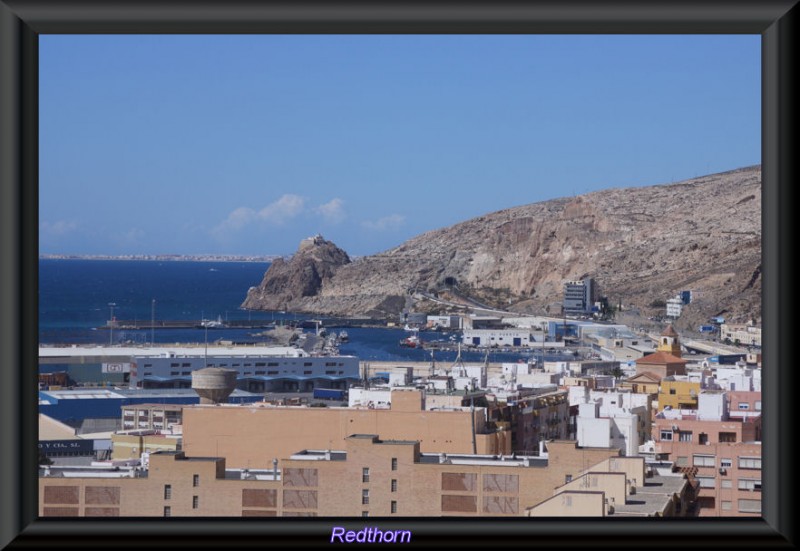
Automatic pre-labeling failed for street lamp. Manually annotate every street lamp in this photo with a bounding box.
[108,302,117,346]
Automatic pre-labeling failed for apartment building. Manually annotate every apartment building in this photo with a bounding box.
[658,377,701,411]
[181,389,513,468]
[43,437,685,518]
[652,392,761,516]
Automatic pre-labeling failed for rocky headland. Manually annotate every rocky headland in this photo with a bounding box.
[242,166,761,332]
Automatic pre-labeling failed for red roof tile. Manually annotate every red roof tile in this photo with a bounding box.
[637,351,687,365]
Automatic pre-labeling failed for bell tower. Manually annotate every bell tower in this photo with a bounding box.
[657,324,682,357]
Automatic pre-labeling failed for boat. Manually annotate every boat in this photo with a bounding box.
[339,330,349,342]
[196,315,227,329]
[399,335,422,348]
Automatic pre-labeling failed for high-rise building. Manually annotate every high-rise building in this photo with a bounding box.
[563,278,595,316]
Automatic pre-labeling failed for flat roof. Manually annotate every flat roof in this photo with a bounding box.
[612,476,689,516]
[42,388,263,400]
[39,344,358,360]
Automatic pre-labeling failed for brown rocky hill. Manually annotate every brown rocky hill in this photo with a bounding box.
[242,166,761,328]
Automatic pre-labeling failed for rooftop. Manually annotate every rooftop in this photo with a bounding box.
[637,351,688,365]
[39,344,358,360]
[611,475,689,517]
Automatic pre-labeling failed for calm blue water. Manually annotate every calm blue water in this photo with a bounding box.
[39,259,551,364]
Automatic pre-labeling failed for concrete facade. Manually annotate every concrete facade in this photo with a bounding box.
[40,438,627,518]
[181,389,512,469]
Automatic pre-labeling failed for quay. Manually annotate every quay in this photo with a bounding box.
[96,317,391,331]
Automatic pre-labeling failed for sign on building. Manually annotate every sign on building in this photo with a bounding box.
[102,362,131,373]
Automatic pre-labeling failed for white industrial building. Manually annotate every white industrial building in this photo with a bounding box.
[666,295,683,319]
[427,315,462,329]
[462,329,537,348]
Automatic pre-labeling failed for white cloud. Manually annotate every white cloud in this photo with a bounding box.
[315,198,346,224]
[362,214,405,231]
[212,194,308,237]
[213,207,257,235]
[257,194,306,224]
[40,220,78,235]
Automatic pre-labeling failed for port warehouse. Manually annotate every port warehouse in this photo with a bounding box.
[38,345,361,393]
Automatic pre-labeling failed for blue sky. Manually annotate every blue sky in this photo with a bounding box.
[39,35,760,257]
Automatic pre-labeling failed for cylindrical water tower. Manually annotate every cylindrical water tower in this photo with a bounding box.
[191,367,237,405]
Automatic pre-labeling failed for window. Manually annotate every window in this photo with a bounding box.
[721,501,733,511]
[738,457,762,470]
[362,489,369,505]
[659,430,673,441]
[719,432,737,443]
[721,480,733,489]
[565,474,573,484]
[192,496,199,509]
[669,388,676,395]
[755,401,762,411]
[738,403,750,410]
[738,499,761,513]
[362,468,370,483]
[391,501,397,514]
[391,458,398,471]
[738,478,761,492]
[391,479,397,493]
[193,474,199,487]
[163,506,171,517]
[679,431,693,442]
[696,476,715,488]
[164,485,172,500]
[362,511,369,517]
[721,458,733,468]
[693,455,715,467]
[675,456,689,467]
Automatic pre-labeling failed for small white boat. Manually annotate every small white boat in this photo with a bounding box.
[197,315,227,329]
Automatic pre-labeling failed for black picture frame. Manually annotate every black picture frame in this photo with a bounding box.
[1,1,795,548]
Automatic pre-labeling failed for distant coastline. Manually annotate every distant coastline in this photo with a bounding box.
[39,253,279,262]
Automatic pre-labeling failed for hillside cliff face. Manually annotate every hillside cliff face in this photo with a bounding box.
[242,166,761,328]
[241,234,350,312]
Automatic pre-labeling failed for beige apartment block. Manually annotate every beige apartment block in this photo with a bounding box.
[527,453,692,517]
[41,437,633,518]
[181,389,513,469]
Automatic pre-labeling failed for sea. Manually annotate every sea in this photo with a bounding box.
[39,259,559,365]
